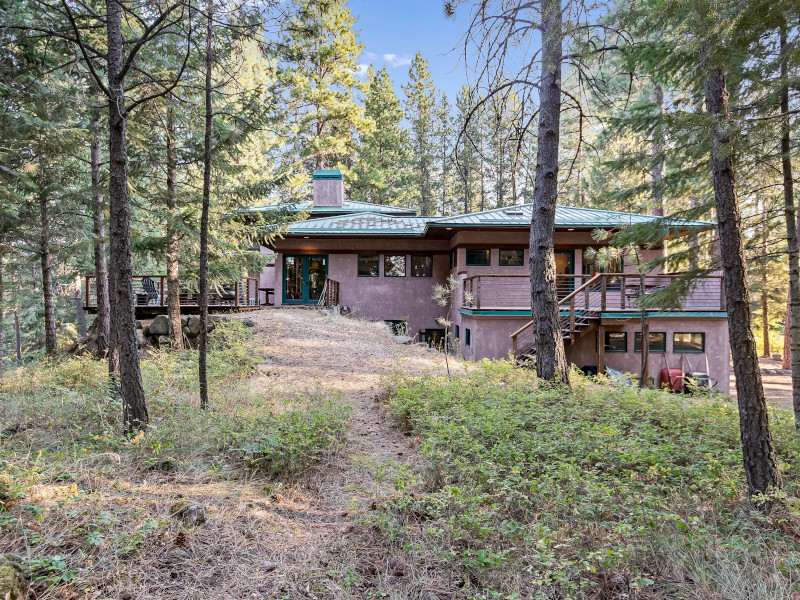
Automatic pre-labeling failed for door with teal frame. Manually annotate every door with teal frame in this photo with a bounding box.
[555,249,575,296]
[283,255,328,304]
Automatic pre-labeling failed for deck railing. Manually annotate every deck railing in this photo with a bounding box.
[463,273,725,313]
[84,275,259,309]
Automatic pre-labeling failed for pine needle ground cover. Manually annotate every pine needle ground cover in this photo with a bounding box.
[375,362,800,599]
[0,320,350,598]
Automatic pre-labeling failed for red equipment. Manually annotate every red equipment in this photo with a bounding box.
[660,368,683,392]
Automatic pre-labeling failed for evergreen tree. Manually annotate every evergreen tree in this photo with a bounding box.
[351,66,411,206]
[403,51,437,215]
[435,93,455,215]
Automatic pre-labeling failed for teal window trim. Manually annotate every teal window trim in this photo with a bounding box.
[673,332,706,353]
[384,254,407,277]
[498,249,525,266]
[604,331,627,353]
[465,248,491,266]
[357,254,379,277]
[634,331,666,353]
[410,254,434,277]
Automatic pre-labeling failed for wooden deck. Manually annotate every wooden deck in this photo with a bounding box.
[83,275,265,317]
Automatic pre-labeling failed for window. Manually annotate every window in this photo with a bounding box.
[384,254,406,277]
[411,255,433,277]
[450,249,457,269]
[358,254,379,277]
[465,327,471,348]
[604,331,627,353]
[465,249,491,266]
[499,249,524,266]
[455,325,460,339]
[583,249,623,289]
[674,332,705,353]
[634,331,666,353]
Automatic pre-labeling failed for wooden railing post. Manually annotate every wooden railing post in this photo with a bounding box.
[476,277,481,310]
[159,276,165,307]
[601,275,607,311]
[85,276,91,308]
[235,281,240,307]
[569,297,575,334]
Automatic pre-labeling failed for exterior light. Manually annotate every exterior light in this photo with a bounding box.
[303,236,309,238]
[446,227,452,230]
[567,228,574,231]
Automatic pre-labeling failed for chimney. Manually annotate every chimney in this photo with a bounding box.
[312,169,344,207]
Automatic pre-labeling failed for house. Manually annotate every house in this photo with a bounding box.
[248,169,730,393]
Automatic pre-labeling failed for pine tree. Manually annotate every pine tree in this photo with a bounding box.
[275,0,367,188]
[403,52,437,215]
[454,85,481,214]
[351,66,411,206]
[435,93,455,215]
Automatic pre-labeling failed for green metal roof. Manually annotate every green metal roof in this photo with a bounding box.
[313,169,342,180]
[286,213,430,235]
[429,204,714,229]
[243,199,418,216]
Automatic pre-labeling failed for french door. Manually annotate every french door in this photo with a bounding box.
[283,255,328,304]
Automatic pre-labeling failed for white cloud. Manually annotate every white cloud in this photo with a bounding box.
[382,53,412,68]
[364,51,378,60]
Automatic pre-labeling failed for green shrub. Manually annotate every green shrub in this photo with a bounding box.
[379,360,800,599]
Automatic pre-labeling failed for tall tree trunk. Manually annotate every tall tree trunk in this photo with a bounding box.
[529,0,569,384]
[0,266,4,374]
[651,84,665,217]
[74,274,86,338]
[761,200,769,358]
[90,110,111,360]
[779,23,800,427]
[14,305,22,366]
[199,5,214,410]
[166,105,184,350]
[39,185,56,355]
[107,0,148,433]
[704,60,780,499]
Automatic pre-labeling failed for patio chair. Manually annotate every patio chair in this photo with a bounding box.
[141,277,160,306]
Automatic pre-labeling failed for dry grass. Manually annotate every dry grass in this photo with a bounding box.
[0,309,463,599]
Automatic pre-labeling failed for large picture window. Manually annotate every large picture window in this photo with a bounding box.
[673,332,705,353]
[357,254,379,277]
[634,331,666,353]
[465,249,491,266]
[604,331,627,353]
[384,254,406,277]
[411,255,433,277]
[499,249,524,266]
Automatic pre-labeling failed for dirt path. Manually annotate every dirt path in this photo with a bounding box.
[730,357,793,407]
[235,308,462,598]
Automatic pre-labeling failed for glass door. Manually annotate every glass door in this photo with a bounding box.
[554,250,575,297]
[283,255,328,304]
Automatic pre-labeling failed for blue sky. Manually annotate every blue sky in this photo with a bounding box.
[348,0,470,102]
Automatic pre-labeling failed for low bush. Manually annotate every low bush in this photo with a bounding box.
[377,361,800,599]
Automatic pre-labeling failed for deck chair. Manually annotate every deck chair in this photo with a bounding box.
[141,277,159,305]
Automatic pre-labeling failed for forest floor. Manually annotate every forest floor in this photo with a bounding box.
[730,357,793,406]
[0,308,464,600]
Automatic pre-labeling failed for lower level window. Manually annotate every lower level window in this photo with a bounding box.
[634,331,666,353]
[604,331,627,353]
[411,255,433,277]
[674,332,705,353]
[384,254,406,277]
[465,328,471,348]
[455,325,460,339]
[385,319,408,336]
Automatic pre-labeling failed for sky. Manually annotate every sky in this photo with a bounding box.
[348,0,471,102]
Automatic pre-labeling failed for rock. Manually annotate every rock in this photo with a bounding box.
[0,554,28,600]
[772,353,782,361]
[391,335,413,345]
[242,317,255,328]
[136,329,147,348]
[210,315,230,323]
[142,325,151,337]
[185,316,203,337]
[170,500,206,526]
[180,316,189,328]
[135,320,143,330]
[149,314,170,337]
[157,335,170,348]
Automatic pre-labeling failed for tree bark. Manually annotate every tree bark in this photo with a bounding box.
[528,0,569,384]
[14,305,22,366]
[166,105,184,350]
[90,110,111,359]
[778,23,800,427]
[199,5,214,410]
[107,0,148,433]
[0,266,4,373]
[704,61,780,499]
[761,201,769,357]
[74,274,86,338]
[39,182,56,355]
[651,84,665,217]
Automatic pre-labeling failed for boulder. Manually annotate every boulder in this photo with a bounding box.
[149,314,170,337]
[0,554,28,600]
[185,316,203,337]
[391,336,413,345]
[135,319,143,330]
[157,335,170,348]
[242,317,255,328]
[772,353,782,361]
[135,328,147,348]
[180,316,189,328]
[170,500,206,526]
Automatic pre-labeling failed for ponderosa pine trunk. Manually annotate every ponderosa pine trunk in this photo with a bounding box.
[74,274,86,338]
[779,23,800,428]
[528,0,569,384]
[198,5,214,410]
[166,105,184,350]
[90,111,111,360]
[0,267,4,373]
[107,0,148,433]
[39,184,56,355]
[704,61,780,499]
[761,205,769,358]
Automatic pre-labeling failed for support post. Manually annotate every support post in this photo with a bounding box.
[598,323,606,375]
